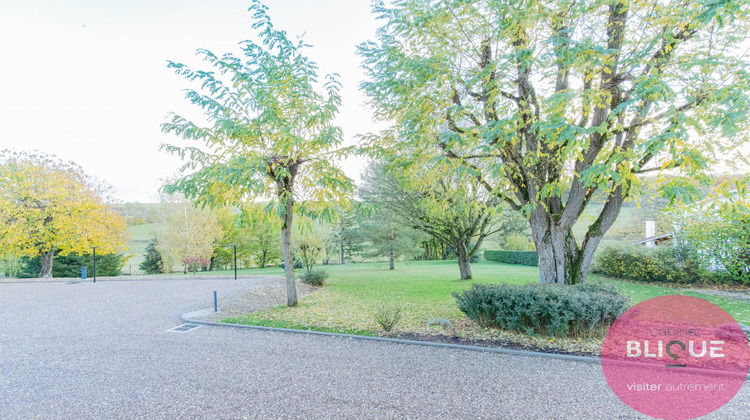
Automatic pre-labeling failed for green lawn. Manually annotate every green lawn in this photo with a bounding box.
[222,261,537,334]
[219,260,750,337]
[610,280,750,326]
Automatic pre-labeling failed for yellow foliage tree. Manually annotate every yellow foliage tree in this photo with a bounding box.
[0,150,129,278]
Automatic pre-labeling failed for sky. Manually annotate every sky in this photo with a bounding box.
[0,0,383,202]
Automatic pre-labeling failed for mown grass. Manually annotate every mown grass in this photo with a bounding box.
[603,279,750,325]
[218,260,750,334]
[222,261,538,333]
[221,317,377,336]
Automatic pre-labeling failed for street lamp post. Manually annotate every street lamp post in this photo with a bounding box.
[232,244,237,280]
[91,246,98,283]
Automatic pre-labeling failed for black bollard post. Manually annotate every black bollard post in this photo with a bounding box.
[213,290,218,312]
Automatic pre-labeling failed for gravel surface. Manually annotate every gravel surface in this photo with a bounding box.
[0,277,747,419]
[187,275,319,322]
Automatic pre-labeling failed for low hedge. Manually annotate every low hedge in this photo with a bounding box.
[593,244,711,284]
[453,282,629,338]
[484,250,538,267]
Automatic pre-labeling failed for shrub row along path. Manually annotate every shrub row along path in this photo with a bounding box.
[1,277,747,419]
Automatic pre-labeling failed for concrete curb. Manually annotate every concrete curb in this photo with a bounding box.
[179,311,602,364]
[180,313,750,379]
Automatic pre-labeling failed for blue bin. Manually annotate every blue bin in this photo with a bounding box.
[81,266,87,279]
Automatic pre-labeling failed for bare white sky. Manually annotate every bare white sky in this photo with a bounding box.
[0,0,381,202]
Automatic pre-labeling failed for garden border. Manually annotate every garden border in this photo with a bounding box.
[180,310,600,364]
[180,310,750,380]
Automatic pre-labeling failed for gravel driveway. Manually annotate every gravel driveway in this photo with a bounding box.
[0,277,747,419]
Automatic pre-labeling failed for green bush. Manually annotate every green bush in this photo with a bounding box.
[594,244,710,284]
[682,210,750,285]
[300,269,328,286]
[279,258,303,270]
[503,234,535,251]
[453,282,629,338]
[484,250,538,266]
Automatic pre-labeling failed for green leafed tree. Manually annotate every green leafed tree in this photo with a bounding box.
[360,0,750,284]
[360,160,511,280]
[358,208,426,269]
[239,208,282,269]
[161,1,353,305]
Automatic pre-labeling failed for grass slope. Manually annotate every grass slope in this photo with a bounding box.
[123,223,160,275]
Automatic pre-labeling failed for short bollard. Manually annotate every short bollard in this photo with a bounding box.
[213,290,218,312]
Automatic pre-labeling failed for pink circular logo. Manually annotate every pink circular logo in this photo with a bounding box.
[602,295,749,419]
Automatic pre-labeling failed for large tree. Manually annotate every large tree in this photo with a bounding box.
[360,160,516,280]
[161,0,353,305]
[0,150,128,278]
[360,0,750,284]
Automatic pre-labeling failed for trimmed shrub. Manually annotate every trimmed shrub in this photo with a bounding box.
[453,282,629,338]
[484,250,538,266]
[594,244,710,284]
[300,269,328,286]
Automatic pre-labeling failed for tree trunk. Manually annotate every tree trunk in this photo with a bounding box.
[39,250,54,278]
[530,185,626,284]
[457,240,472,280]
[389,226,395,270]
[276,168,298,307]
[532,222,585,284]
[261,250,267,269]
[280,207,297,307]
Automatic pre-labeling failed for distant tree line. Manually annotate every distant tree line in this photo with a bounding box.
[14,252,126,278]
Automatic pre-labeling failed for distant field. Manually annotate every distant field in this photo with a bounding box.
[573,205,637,249]
[123,223,160,275]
